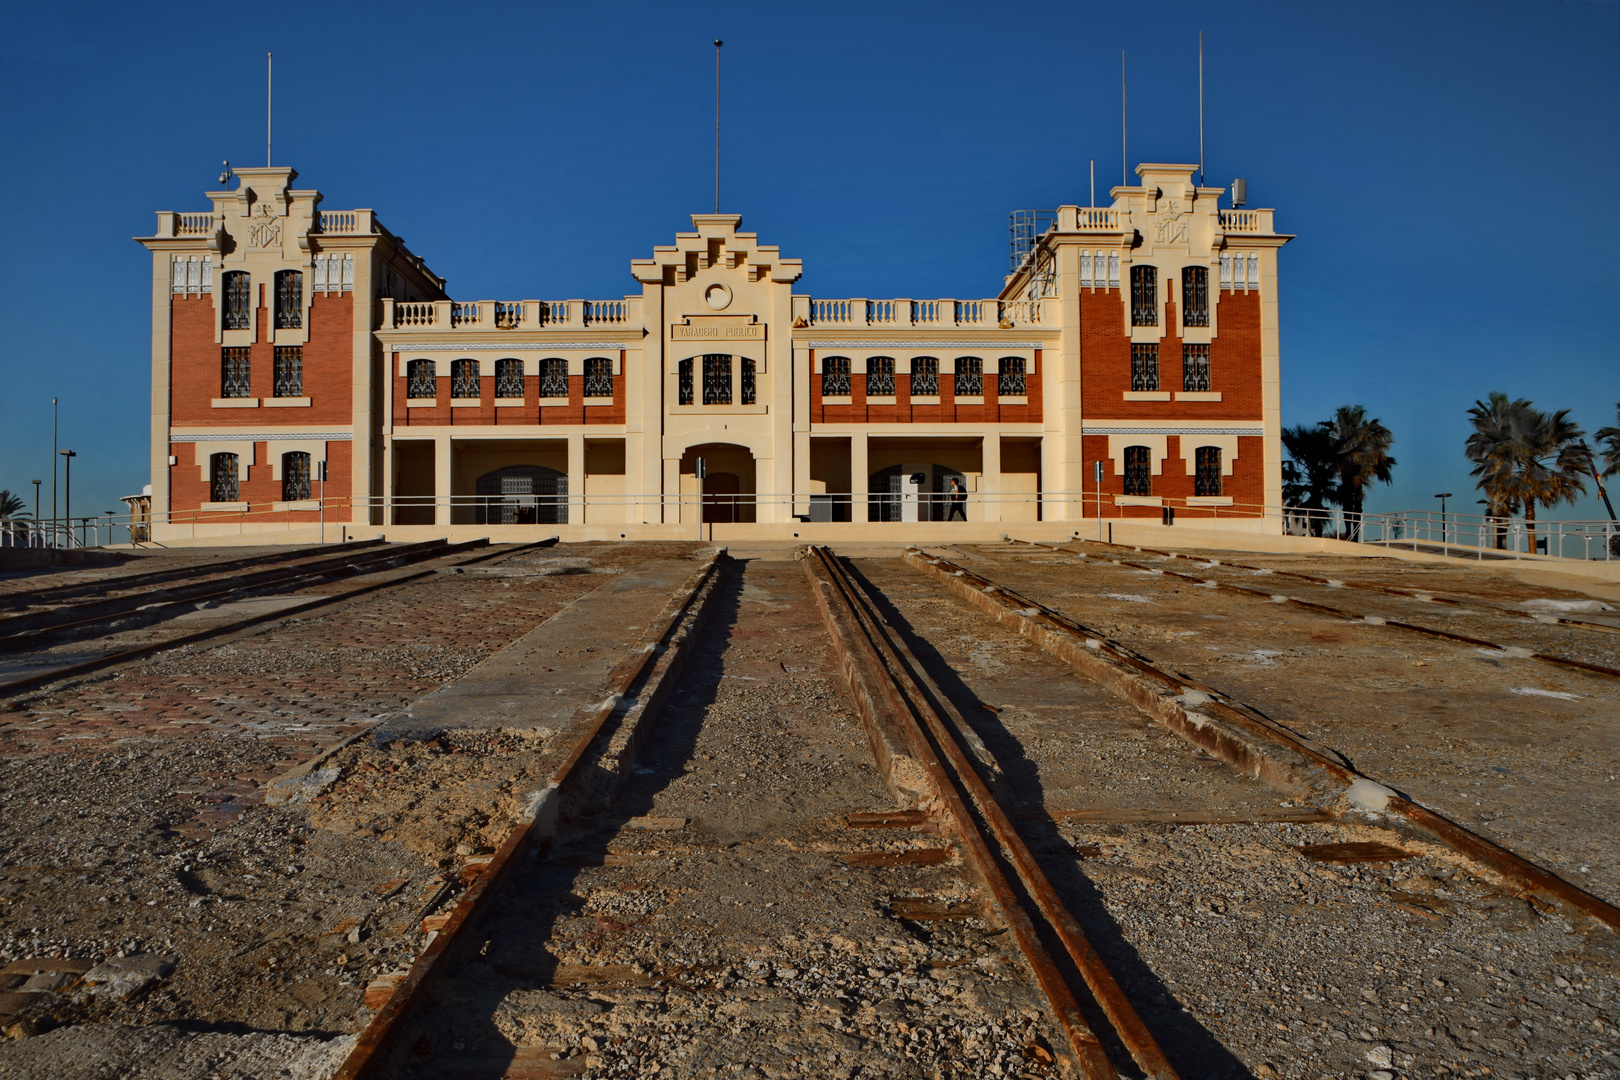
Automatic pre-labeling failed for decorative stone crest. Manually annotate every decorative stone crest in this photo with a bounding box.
[1152,199,1187,246]
[248,203,283,249]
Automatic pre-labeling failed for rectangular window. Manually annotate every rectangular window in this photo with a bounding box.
[1182,265,1208,327]
[740,358,756,405]
[1195,446,1223,496]
[867,357,895,397]
[221,347,252,397]
[495,358,524,397]
[222,272,251,329]
[678,358,693,405]
[538,358,568,398]
[997,356,1026,396]
[1130,344,1159,392]
[911,357,939,396]
[275,271,303,329]
[451,358,480,397]
[584,357,613,398]
[282,452,312,501]
[1130,265,1157,326]
[273,347,302,397]
[1182,344,1210,392]
[210,452,239,502]
[1123,446,1152,496]
[954,356,983,396]
[822,357,851,397]
[702,354,731,405]
[407,359,436,398]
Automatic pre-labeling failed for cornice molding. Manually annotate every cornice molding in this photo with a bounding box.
[386,342,628,352]
[171,431,354,442]
[801,339,1045,349]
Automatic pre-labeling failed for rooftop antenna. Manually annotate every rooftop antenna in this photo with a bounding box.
[1089,159,1095,208]
[266,51,273,167]
[713,39,723,214]
[1198,32,1205,187]
[218,160,233,187]
[1121,51,1128,189]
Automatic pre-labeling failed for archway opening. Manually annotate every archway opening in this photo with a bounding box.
[474,464,568,524]
[680,443,756,524]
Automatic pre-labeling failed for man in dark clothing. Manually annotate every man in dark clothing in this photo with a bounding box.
[947,477,968,521]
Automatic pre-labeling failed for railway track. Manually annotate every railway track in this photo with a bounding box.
[315,546,1617,1079]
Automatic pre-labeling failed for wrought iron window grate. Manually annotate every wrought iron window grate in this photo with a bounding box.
[1195,446,1222,496]
[221,348,252,397]
[997,356,1026,396]
[822,357,851,397]
[911,357,939,396]
[210,453,239,502]
[954,357,983,396]
[223,272,251,330]
[867,356,895,397]
[282,451,312,501]
[740,358,755,405]
[538,358,568,398]
[1182,266,1209,327]
[584,357,613,398]
[1130,344,1159,391]
[274,271,302,329]
[678,358,694,405]
[1130,265,1158,326]
[703,354,731,405]
[1182,344,1210,392]
[451,359,480,397]
[273,347,303,397]
[1123,445,1152,496]
[495,358,524,397]
[407,359,436,398]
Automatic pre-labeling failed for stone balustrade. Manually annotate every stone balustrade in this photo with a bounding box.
[385,298,641,331]
[796,297,1046,328]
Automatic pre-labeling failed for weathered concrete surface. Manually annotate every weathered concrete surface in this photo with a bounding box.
[0,1022,352,1079]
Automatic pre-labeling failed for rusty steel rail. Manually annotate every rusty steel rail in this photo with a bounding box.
[0,538,515,699]
[905,547,1620,932]
[1000,537,1620,683]
[803,545,1177,1080]
[333,548,727,1080]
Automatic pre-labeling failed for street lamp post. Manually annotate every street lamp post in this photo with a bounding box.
[59,450,76,548]
[1434,492,1453,554]
[30,481,40,547]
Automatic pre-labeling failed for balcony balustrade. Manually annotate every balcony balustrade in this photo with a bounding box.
[799,297,1048,329]
[385,297,642,331]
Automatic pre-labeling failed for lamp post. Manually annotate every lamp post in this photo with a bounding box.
[30,480,40,547]
[59,450,76,548]
[1434,492,1453,554]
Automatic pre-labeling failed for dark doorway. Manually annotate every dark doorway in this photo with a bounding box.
[702,472,741,523]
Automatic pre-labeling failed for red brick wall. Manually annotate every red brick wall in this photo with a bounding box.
[811,352,1042,425]
[1079,433,1265,518]
[393,355,625,427]
[168,439,352,521]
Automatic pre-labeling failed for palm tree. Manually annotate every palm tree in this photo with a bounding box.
[1592,402,1619,521]
[1465,394,1586,553]
[1282,424,1338,536]
[1466,392,1525,548]
[1322,405,1396,541]
[0,490,27,547]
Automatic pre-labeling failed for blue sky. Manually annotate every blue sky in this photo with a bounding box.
[2,0,1616,524]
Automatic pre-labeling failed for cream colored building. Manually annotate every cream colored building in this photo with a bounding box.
[138,163,1290,542]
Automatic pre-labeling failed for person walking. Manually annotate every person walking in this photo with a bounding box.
[947,477,968,521]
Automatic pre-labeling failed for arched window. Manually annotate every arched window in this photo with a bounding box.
[1182,345,1210,392]
[451,359,480,398]
[475,465,568,525]
[1130,265,1157,326]
[740,358,755,405]
[1123,446,1152,496]
[822,356,851,396]
[1130,344,1159,391]
[867,357,895,396]
[997,357,1026,396]
[222,272,252,329]
[407,359,436,398]
[1182,266,1208,327]
[911,356,939,396]
[274,347,302,397]
[954,357,983,396]
[210,452,239,503]
[221,348,251,398]
[495,358,524,398]
[583,357,613,398]
[703,354,731,405]
[274,270,303,328]
[538,358,568,398]
[1195,447,1222,496]
[282,452,312,501]
[678,358,694,405]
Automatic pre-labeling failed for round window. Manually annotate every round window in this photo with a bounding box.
[704,283,732,310]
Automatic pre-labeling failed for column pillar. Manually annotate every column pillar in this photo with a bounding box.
[980,435,1002,523]
[851,433,869,524]
[567,432,585,527]
[434,435,452,527]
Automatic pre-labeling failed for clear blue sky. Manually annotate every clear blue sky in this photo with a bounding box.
[2,0,1616,523]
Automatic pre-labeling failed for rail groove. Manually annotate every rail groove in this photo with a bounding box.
[332,548,727,1080]
[804,545,1177,1080]
[904,547,1620,931]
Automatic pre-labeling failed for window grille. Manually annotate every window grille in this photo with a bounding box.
[1182,344,1210,392]
[1130,265,1157,326]
[274,271,303,328]
[584,357,612,397]
[911,357,939,396]
[222,272,251,329]
[867,356,895,396]
[451,358,480,397]
[997,356,1026,396]
[702,354,731,405]
[1123,446,1152,496]
[954,357,983,396]
[1182,266,1209,327]
[678,358,694,405]
[822,356,851,397]
[221,348,252,398]
[282,452,312,501]
[210,452,239,502]
[740,358,756,405]
[1195,446,1222,496]
[495,358,524,397]
[407,359,436,398]
[273,347,303,397]
[1130,344,1159,391]
[538,358,568,398]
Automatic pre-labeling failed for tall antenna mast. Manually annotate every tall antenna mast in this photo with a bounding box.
[1090,159,1095,208]
[1121,52,1128,189]
[266,52,273,167]
[713,39,723,214]
[1198,32,1205,186]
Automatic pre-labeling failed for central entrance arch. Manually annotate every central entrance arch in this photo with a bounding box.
[680,443,756,524]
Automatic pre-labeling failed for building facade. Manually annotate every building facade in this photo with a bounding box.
[137,162,1290,541]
